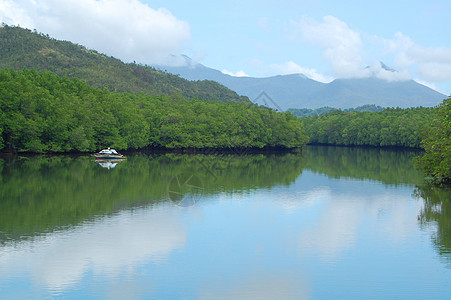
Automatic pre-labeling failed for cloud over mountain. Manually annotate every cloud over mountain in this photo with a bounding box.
[0,0,190,65]
[288,15,451,90]
[269,61,334,83]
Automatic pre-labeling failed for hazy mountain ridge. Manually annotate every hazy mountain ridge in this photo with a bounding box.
[0,25,248,103]
[157,58,446,109]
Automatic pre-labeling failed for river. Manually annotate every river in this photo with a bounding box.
[0,146,450,299]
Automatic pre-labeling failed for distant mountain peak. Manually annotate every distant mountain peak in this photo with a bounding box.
[379,61,396,72]
[154,56,445,109]
[365,61,397,73]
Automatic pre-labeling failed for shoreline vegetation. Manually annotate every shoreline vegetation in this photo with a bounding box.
[299,107,435,149]
[0,68,449,183]
[0,68,308,153]
[297,100,450,185]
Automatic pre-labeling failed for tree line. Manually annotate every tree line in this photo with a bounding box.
[288,104,384,117]
[298,100,450,184]
[299,107,435,148]
[0,68,308,153]
[415,98,451,184]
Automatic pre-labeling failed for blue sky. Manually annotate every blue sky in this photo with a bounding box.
[1,0,451,95]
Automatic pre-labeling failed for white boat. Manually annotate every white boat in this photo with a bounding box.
[94,148,126,159]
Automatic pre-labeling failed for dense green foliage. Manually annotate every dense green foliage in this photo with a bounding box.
[300,107,435,148]
[288,104,384,117]
[0,24,248,103]
[0,68,308,152]
[0,153,305,240]
[344,104,385,112]
[288,106,336,117]
[415,98,451,184]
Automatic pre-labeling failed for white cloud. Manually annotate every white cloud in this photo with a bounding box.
[0,0,34,27]
[290,16,451,91]
[417,62,451,82]
[365,61,411,82]
[294,15,364,78]
[0,0,190,65]
[385,32,451,83]
[221,69,249,77]
[270,61,334,83]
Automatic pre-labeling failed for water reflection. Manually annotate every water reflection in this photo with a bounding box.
[1,147,451,299]
[294,176,422,262]
[0,204,186,296]
[305,145,424,185]
[199,273,310,300]
[95,159,125,169]
[167,172,204,206]
[0,153,304,242]
[416,183,451,265]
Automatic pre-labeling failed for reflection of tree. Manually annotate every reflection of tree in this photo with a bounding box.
[415,183,451,264]
[0,152,305,241]
[305,146,424,185]
[168,173,203,206]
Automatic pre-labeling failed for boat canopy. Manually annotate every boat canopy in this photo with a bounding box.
[98,148,118,154]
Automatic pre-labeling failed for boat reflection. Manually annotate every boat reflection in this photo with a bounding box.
[95,159,125,169]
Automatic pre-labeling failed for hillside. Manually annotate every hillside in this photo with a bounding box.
[0,25,248,103]
[157,57,446,109]
[0,68,307,153]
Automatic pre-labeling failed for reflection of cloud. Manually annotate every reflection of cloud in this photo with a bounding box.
[275,188,331,213]
[199,273,310,300]
[373,194,423,243]
[299,199,360,261]
[0,204,186,293]
[297,187,421,261]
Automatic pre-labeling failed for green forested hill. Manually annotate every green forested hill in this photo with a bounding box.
[0,24,248,103]
[0,68,308,152]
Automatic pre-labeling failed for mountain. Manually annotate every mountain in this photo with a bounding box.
[0,25,248,103]
[157,57,446,110]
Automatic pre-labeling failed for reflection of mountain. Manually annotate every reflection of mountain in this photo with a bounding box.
[0,153,304,241]
[416,183,451,265]
[304,146,424,186]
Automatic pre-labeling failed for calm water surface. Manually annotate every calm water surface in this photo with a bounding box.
[0,146,450,299]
